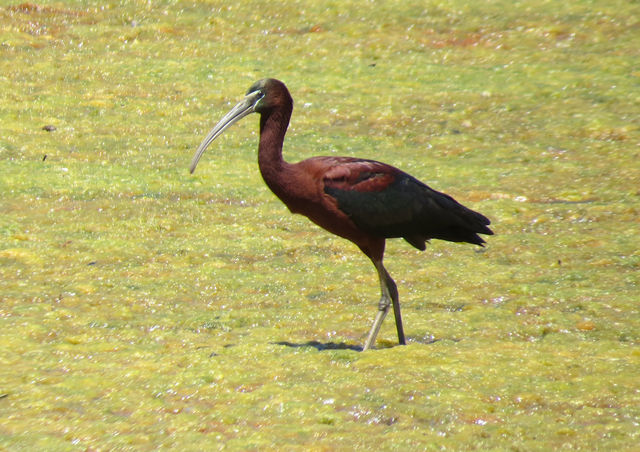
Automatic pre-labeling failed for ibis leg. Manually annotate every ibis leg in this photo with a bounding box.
[362,260,406,351]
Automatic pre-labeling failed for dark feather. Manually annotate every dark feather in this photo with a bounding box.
[323,159,493,249]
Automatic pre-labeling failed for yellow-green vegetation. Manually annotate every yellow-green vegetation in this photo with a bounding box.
[1,0,638,449]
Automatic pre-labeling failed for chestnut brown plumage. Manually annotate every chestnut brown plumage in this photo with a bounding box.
[190,79,493,351]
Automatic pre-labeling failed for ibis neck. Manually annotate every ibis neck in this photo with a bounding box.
[257,106,292,184]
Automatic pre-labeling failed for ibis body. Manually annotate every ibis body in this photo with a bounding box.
[190,79,493,350]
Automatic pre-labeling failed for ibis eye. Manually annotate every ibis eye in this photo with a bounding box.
[253,91,266,109]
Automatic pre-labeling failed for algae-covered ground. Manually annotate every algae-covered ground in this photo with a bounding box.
[1,0,639,450]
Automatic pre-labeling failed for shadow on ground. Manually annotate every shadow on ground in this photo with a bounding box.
[273,341,363,351]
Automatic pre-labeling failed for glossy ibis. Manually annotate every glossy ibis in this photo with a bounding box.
[190,79,493,351]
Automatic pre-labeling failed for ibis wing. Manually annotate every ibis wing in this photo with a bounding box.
[322,159,492,248]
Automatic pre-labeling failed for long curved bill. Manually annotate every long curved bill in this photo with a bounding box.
[189,90,264,174]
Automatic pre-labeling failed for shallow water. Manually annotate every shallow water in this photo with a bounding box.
[1,0,638,449]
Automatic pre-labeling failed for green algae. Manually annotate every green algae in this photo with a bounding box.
[1,0,639,450]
